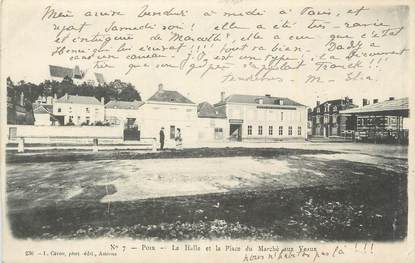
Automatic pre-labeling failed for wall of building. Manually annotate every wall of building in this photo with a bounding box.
[105,108,140,125]
[53,102,105,125]
[137,102,198,147]
[6,125,123,144]
[34,114,52,126]
[225,103,308,140]
[196,118,228,142]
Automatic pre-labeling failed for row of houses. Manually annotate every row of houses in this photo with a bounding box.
[31,84,309,145]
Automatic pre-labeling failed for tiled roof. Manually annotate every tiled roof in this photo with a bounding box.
[214,94,305,107]
[198,102,226,118]
[148,89,195,104]
[55,95,102,105]
[340,97,409,115]
[105,100,144,110]
[49,65,73,79]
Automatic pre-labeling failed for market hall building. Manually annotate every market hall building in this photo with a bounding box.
[214,93,308,141]
[340,97,409,144]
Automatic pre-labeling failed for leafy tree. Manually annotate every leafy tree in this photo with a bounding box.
[118,86,141,101]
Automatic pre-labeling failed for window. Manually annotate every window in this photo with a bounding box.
[58,108,62,113]
[298,126,302,135]
[86,107,90,113]
[170,125,175,139]
[86,116,90,124]
[214,128,223,140]
[279,126,283,135]
[248,125,252,135]
[258,126,263,135]
[69,107,72,113]
[280,112,284,121]
[269,126,273,136]
[288,126,293,135]
[77,116,81,123]
[69,116,73,122]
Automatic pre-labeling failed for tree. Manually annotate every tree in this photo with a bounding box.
[107,79,141,101]
[118,86,141,101]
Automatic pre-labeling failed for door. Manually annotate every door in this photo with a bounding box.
[229,124,242,141]
[123,118,140,141]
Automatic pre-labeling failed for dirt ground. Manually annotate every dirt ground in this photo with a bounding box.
[6,144,408,241]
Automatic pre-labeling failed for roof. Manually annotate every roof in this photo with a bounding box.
[340,97,409,116]
[49,65,74,79]
[105,100,144,110]
[198,102,226,118]
[55,95,102,105]
[49,65,105,83]
[148,89,195,104]
[214,94,305,107]
[32,104,53,114]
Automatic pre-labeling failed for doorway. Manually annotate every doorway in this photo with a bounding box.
[123,118,140,141]
[229,124,242,141]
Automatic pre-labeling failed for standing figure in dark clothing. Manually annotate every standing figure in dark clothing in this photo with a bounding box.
[159,127,165,150]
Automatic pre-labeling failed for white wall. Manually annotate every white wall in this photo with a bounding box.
[138,102,198,147]
[105,108,140,125]
[196,118,228,142]
[34,114,52,126]
[226,103,308,140]
[53,102,105,125]
[7,125,123,144]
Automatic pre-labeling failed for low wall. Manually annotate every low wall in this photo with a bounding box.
[7,125,124,144]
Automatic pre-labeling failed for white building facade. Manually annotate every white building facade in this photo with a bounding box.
[197,102,228,142]
[105,100,143,126]
[214,94,308,141]
[138,85,198,146]
[53,94,105,125]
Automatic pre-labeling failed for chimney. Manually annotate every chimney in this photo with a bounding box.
[389,97,395,101]
[46,96,53,104]
[65,93,68,100]
[373,99,378,104]
[220,91,225,102]
[158,83,163,91]
[20,92,24,106]
[363,98,369,106]
[54,93,57,99]
[101,97,105,104]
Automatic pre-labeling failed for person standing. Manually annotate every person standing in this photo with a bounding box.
[159,127,165,150]
[175,128,182,150]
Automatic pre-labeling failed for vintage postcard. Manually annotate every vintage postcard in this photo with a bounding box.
[1,0,414,262]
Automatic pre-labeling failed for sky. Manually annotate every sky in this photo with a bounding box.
[1,0,411,108]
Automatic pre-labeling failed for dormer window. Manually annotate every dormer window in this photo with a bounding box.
[333,106,337,112]
[317,108,320,113]
[258,98,263,104]
[170,98,175,102]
